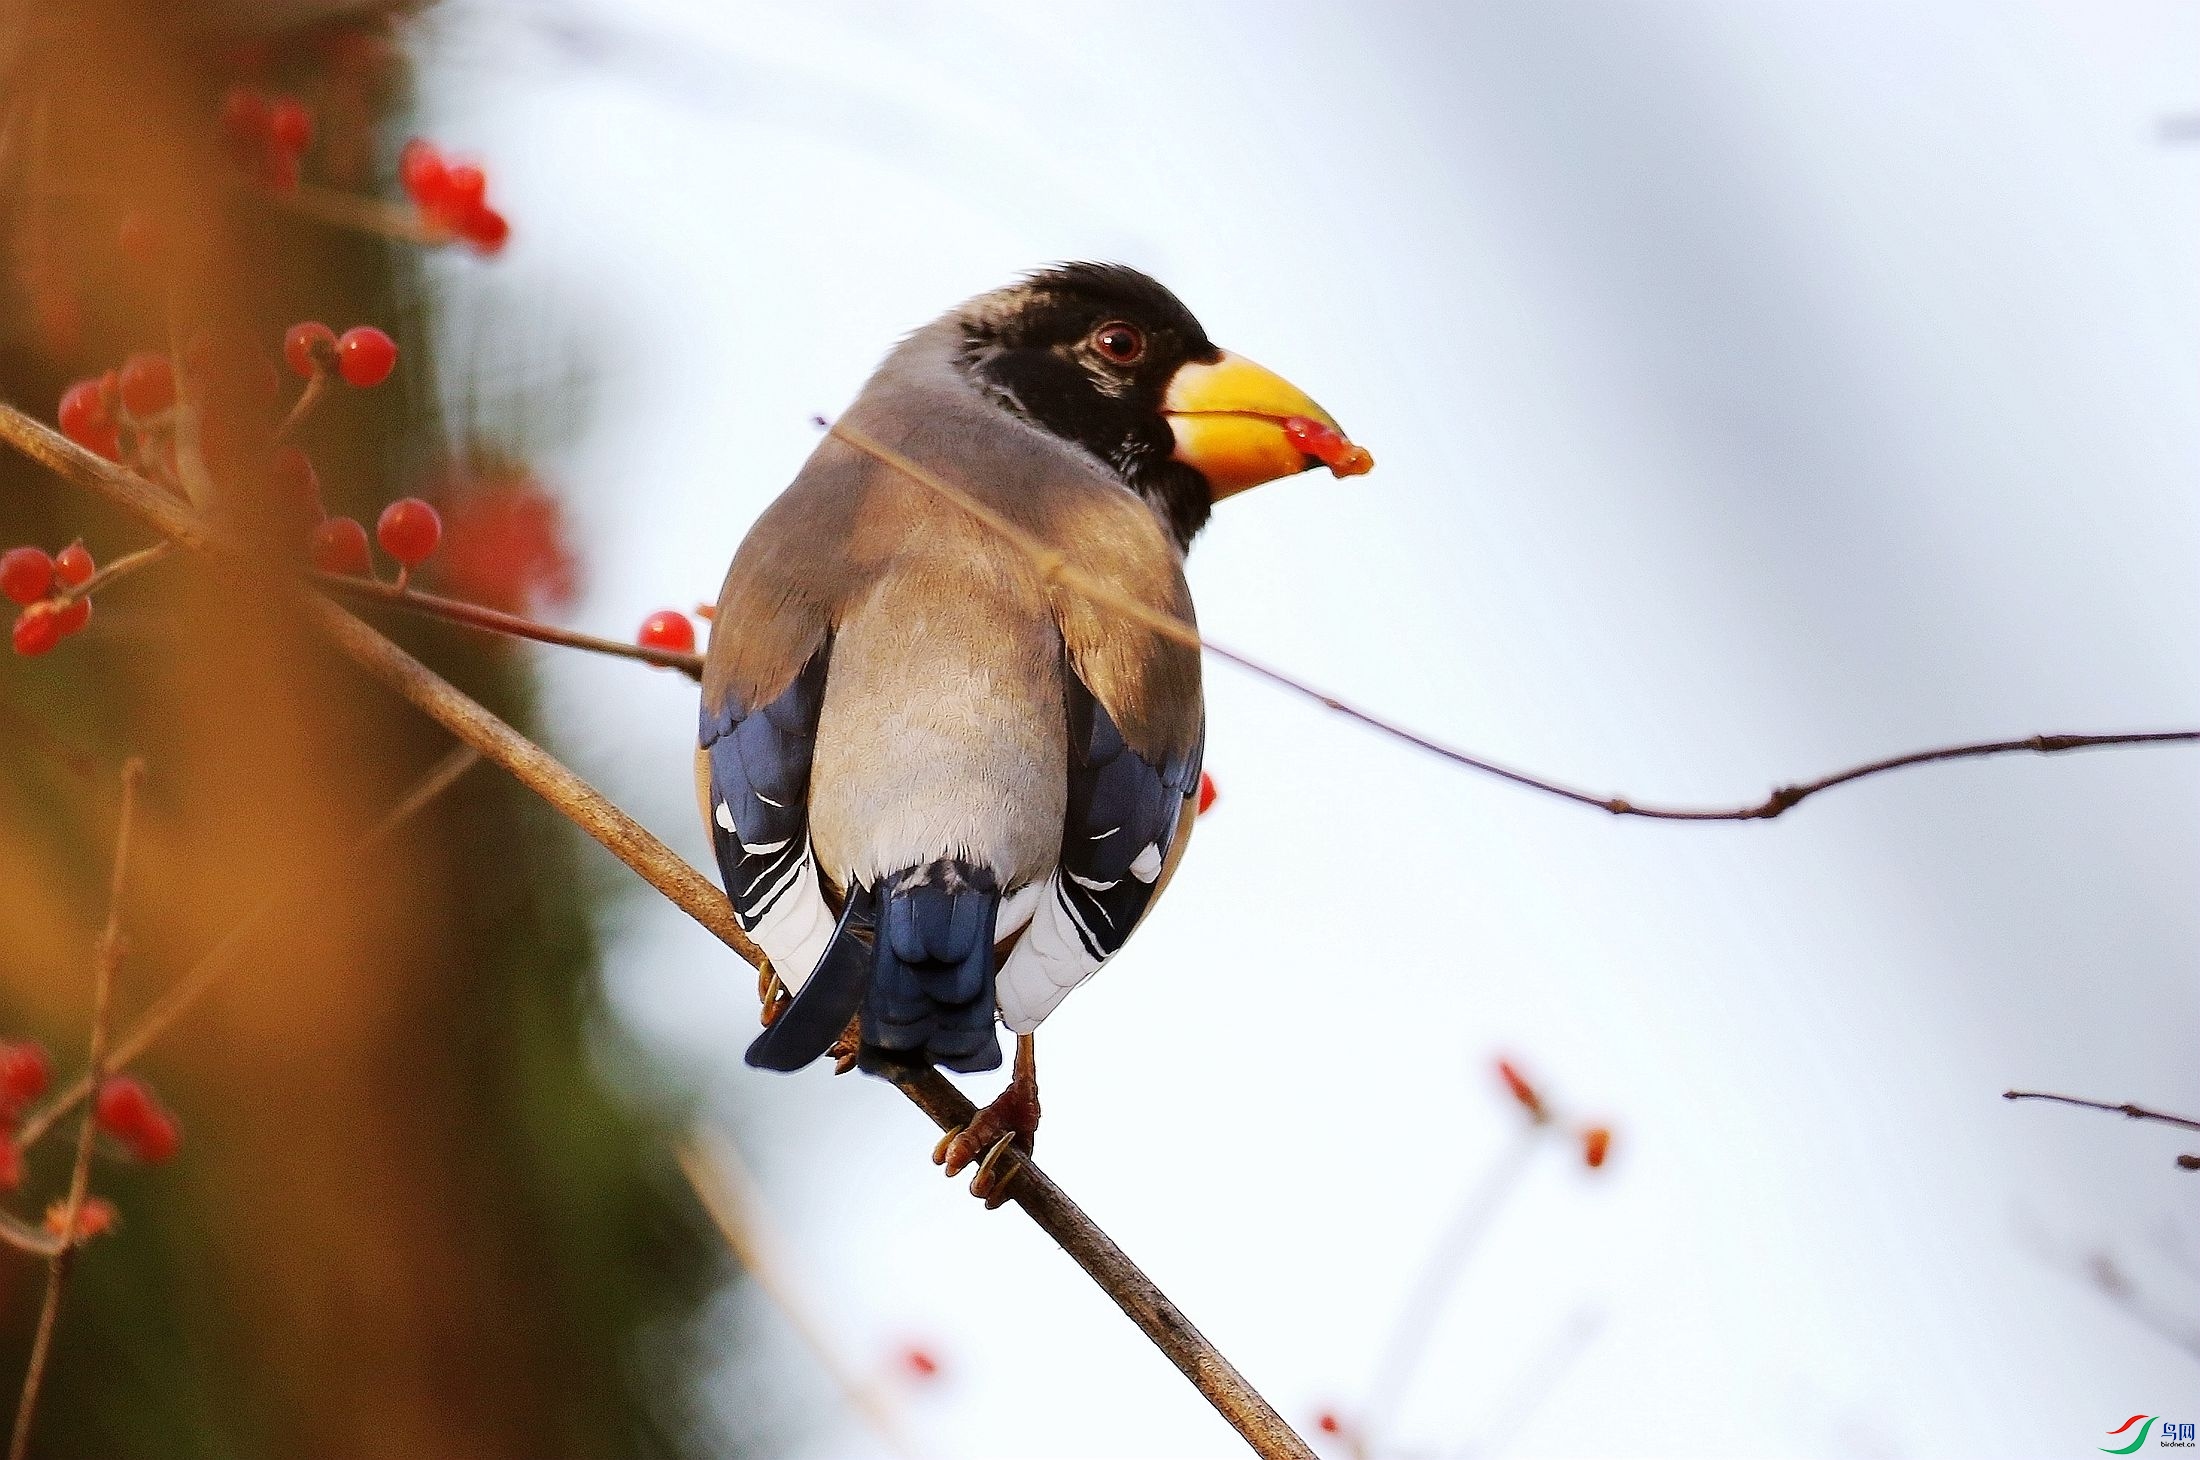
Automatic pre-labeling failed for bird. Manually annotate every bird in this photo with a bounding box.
[697,263,1370,1202]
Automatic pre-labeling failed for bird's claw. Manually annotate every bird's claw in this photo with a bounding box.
[931,1124,966,1167]
[757,969,788,1028]
[828,1019,861,1076]
[971,1131,1024,1209]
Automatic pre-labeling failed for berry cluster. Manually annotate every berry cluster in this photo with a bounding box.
[5,542,96,657]
[0,1042,180,1246]
[398,140,511,255]
[284,319,398,389]
[221,85,316,194]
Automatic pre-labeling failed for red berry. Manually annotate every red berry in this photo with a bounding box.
[309,517,373,576]
[118,351,176,417]
[283,321,337,378]
[901,1346,940,1380]
[219,85,270,145]
[398,138,451,209]
[57,377,112,446]
[376,498,442,567]
[11,604,62,657]
[1316,1412,1343,1436]
[335,326,398,387]
[637,609,695,653]
[0,1139,19,1194]
[117,211,160,265]
[1497,1059,1545,1119]
[444,163,486,211]
[50,598,90,639]
[0,548,54,606]
[0,1042,52,1110]
[54,542,94,588]
[43,1196,117,1243]
[1196,770,1218,815]
[1581,1126,1611,1169]
[463,207,511,255]
[266,96,313,154]
[94,1075,181,1163]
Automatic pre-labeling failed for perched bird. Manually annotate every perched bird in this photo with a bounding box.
[697,264,1370,1199]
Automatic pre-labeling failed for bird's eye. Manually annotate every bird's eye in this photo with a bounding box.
[1091,322,1146,365]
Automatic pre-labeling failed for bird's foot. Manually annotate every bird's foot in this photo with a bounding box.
[931,1079,1039,1210]
[828,1018,862,1076]
[758,968,789,1028]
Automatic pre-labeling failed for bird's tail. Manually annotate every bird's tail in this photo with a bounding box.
[859,859,1003,1074]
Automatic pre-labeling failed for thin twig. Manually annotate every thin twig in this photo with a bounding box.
[678,1133,924,1460]
[274,373,326,442]
[315,572,701,677]
[1361,1125,1543,1446]
[2003,1089,2200,1133]
[10,756,144,1460]
[0,407,1315,1459]
[55,539,173,604]
[826,418,2199,820]
[2005,1090,2200,1169]
[262,181,448,245]
[12,748,482,1156]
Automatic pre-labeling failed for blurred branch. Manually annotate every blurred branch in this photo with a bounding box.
[678,1133,923,1460]
[1360,1125,1542,1448]
[12,748,483,1156]
[2004,1089,2200,1170]
[0,405,1317,1460]
[10,756,143,1460]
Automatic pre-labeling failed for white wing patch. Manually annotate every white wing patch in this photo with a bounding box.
[994,881,1043,942]
[744,840,835,993]
[995,872,1105,1034]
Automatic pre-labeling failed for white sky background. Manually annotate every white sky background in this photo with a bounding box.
[414,4,2200,1456]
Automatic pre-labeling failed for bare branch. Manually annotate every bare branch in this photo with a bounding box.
[2005,1090,2200,1170]
[679,1133,924,1460]
[2003,1089,2200,1133]
[12,748,483,1156]
[10,756,144,1460]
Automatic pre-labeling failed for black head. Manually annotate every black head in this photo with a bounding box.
[957,263,1225,546]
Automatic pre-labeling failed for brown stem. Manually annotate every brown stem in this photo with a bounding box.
[315,573,701,678]
[12,748,482,1156]
[275,371,327,441]
[262,181,449,246]
[2005,1088,2200,1168]
[56,539,172,604]
[10,757,144,1460]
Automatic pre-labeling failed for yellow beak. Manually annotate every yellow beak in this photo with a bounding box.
[1163,350,1373,500]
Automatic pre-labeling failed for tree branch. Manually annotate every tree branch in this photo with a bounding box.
[10,756,143,1460]
[2004,1090,2200,1170]
[11,748,482,1156]
[0,404,1316,1460]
